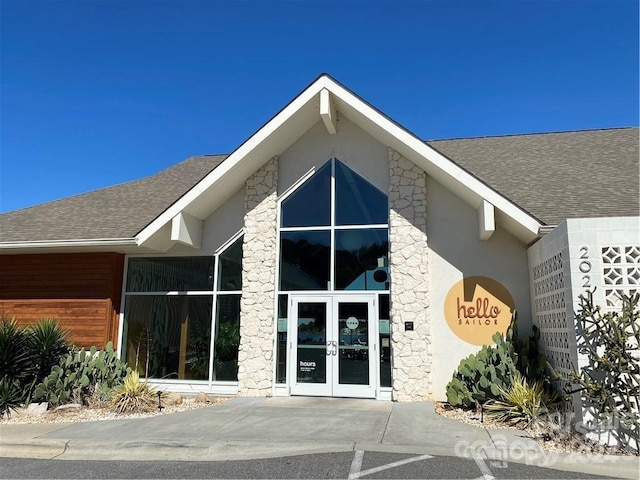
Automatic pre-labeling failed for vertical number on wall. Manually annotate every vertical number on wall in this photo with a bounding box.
[579,246,592,289]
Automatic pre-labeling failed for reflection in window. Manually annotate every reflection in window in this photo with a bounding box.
[123,295,212,381]
[335,160,388,226]
[214,295,240,381]
[279,231,330,290]
[379,294,391,387]
[278,159,389,293]
[276,294,288,383]
[123,236,243,383]
[217,237,243,291]
[335,229,389,290]
[281,162,331,227]
[126,257,213,292]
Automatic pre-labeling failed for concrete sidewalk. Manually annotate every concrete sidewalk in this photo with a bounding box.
[0,397,637,478]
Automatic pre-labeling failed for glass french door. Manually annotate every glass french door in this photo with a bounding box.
[289,295,377,398]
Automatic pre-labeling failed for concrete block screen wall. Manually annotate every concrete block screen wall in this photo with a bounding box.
[528,216,640,450]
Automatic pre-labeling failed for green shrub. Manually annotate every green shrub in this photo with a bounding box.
[0,377,25,417]
[33,341,130,407]
[110,371,158,414]
[0,316,71,414]
[0,317,35,414]
[26,318,70,398]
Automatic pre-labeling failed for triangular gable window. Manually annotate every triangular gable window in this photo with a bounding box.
[281,159,387,228]
[335,160,388,226]
[278,159,389,292]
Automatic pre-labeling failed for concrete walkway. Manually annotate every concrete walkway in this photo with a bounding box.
[0,397,637,478]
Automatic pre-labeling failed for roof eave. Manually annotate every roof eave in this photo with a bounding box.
[136,74,543,246]
[0,238,139,255]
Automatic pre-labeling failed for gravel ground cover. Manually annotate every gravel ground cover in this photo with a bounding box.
[435,401,638,456]
[1,396,229,424]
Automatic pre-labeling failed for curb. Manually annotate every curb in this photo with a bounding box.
[0,440,68,459]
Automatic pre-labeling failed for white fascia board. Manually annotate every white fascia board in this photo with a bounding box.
[170,212,203,248]
[320,88,337,134]
[322,77,542,241]
[136,81,325,246]
[137,74,541,246]
[479,199,496,240]
[0,238,136,250]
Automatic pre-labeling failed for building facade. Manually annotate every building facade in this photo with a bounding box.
[1,75,638,405]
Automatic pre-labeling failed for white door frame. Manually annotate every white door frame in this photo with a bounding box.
[288,293,378,398]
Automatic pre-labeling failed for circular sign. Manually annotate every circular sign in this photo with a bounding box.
[345,316,359,330]
[444,276,515,346]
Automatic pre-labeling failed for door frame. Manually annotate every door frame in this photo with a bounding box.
[288,293,379,398]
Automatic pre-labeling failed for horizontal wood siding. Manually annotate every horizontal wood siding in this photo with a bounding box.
[0,253,125,349]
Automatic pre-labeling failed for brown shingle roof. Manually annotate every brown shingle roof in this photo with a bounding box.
[0,155,227,242]
[1,128,637,243]
[428,128,639,226]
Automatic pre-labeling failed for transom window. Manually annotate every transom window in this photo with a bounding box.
[279,159,389,292]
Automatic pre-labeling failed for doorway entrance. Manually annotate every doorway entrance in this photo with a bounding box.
[288,295,378,398]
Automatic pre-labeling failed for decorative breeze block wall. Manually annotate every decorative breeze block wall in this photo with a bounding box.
[528,217,640,449]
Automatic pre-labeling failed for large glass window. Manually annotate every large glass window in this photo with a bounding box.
[122,236,243,383]
[276,159,390,386]
[127,257,213,292]
[281,161,331,227]
[214,295,241,381]
[335,160,388,226]
[335,229,389,290]
[278,159,389,292]
[279,231,330,290]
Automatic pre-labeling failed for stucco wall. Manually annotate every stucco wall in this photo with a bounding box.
[278,117,389,195]
[427,178,532,401]
[168,188,245,255]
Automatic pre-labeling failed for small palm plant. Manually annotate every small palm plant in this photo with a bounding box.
[110,371,159,414]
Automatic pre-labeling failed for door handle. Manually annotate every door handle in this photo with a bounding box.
[331,340,338,356]
[326,341,332,356]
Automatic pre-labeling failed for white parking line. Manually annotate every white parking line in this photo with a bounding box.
[348,451,434,479]
[472,454,495,480]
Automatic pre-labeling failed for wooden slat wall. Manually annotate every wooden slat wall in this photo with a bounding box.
[0,253,125,349]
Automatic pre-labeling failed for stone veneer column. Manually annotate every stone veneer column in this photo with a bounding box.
[388,148,431,401]
[237,156,278,396]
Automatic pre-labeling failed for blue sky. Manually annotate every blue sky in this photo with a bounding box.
[1,0,638,213]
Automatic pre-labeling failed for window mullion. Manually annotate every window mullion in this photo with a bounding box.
[330,158,336,291]
[209,254,219,384]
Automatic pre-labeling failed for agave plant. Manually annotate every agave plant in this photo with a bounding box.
[484,371,560,427]
[109,371,159,414]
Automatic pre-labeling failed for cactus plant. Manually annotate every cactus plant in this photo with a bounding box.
[33,341,130,407]
[446,331,519,407]
[446,313,556,409]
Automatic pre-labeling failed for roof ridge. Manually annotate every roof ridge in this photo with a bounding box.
[425,126,639,142]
